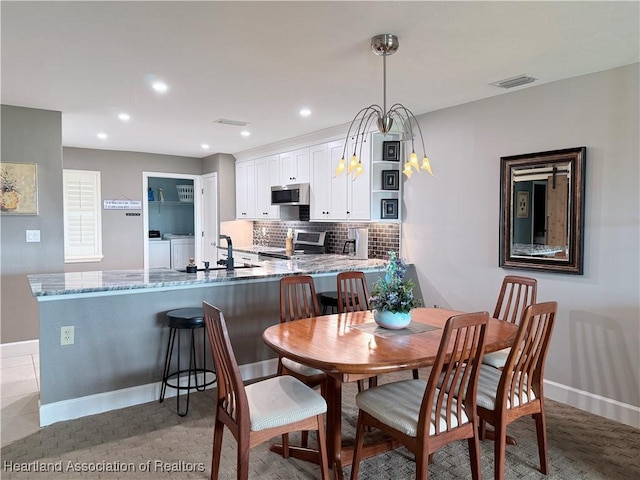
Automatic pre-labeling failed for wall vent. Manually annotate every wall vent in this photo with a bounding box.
[491,74,538,89]
[213,118,249,127]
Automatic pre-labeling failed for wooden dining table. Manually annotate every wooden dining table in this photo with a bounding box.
[262,307,518,480]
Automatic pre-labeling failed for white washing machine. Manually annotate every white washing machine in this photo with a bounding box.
[163,234,195,269]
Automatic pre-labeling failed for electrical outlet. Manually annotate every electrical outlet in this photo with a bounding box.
[61,326,74,345]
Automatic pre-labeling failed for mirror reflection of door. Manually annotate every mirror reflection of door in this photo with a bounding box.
[546,172,569,254]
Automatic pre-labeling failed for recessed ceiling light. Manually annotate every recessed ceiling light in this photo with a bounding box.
[201,144,210,150]
[97,132,107,140]
[118,113,130,122]
[152,81,168,93]
[299,108,312,117]
[240,130,251,137]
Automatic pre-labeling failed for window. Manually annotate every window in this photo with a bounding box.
[63,169,103,263]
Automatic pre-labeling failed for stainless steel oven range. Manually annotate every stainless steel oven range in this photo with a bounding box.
[258,230,327,260]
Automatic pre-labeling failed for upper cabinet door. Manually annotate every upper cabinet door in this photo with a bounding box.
[347,136,371,220]
[310,143,330,220]
[235,160,256,219]
[255,155,280,219]
[280,147,310,184]
[328,140,348,220]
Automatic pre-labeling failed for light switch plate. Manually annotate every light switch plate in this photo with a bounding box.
[26,230,41,242]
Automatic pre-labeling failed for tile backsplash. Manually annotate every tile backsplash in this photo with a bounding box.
[253,220,400,259]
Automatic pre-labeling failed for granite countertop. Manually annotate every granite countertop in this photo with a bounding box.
[27,255,386,297]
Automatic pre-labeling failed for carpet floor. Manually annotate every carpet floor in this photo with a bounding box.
[2,370,639,479]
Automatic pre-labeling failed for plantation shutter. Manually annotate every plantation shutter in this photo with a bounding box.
[63,169,103,262]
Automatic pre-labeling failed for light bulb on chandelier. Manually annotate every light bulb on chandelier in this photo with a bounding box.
[335,34,434,180]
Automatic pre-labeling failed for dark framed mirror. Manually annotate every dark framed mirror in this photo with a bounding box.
[499,147,586,274]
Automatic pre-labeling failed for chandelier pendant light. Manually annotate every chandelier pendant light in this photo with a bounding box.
[334,34,434,180]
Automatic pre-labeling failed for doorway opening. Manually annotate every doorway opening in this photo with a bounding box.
[142,172,202,270]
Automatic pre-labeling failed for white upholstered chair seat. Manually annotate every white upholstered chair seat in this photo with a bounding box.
[482,347,511,368]
[355,379,469,437]
[245,375,327,431]
[281,357,326,377]
[476,364,536,410]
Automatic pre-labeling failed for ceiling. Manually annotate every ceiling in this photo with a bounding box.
[2,1,638,159]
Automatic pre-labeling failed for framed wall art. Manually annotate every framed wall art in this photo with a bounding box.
[382,141,400,161]
[1,162,38,215]
[381,198,398,219]
[382,170,400,190]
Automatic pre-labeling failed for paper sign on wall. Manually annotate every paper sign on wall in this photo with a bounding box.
[103,200,142,210]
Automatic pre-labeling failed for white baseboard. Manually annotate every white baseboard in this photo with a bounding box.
[0,339,39,358]
[39,358,278,427]
[30,352,639,429]
[544,379,640,429]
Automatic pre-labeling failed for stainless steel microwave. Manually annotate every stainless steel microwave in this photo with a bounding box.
[271,183,310,205]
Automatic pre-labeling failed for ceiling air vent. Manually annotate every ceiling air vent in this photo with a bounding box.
[491,74,538,89]
[213,118,249,127]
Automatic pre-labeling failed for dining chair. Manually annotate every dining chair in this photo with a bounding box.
[279,275,328,448]
[203,302,330,480]
[476,301,557,480]
[349,311,489,480]
[482,275,537,368]
[337,271,421,382]
[336,271,382,389]
[279,275,327,394]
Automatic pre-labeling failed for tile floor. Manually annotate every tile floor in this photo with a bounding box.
[0,352,41,447]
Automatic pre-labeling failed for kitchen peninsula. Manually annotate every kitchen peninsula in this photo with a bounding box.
[29,255,416,426]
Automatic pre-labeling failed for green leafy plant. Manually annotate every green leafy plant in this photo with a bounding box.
[369,251,420,313]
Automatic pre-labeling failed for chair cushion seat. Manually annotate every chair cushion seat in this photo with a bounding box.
[246,376,326,431]
[482,347,510,368]
[281,357,326,377]
[476,364,536,410]
[355,379,469,437]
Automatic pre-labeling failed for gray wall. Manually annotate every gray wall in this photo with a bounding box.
[1,105,64,343]
[202,152,236,221]
[402,64,639,408]
[63,147,202,272]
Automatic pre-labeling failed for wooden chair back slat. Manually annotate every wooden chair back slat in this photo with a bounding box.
[493,275,537,324]
[203,303,250,434]
[280,275,320,323]
[337,271,370,314]
[499,301,557,409]
[419,312,489,436]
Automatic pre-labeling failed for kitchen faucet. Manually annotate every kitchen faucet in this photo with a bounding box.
[217,235,234,271]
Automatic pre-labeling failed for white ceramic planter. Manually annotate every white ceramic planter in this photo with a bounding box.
[373,309,411,329]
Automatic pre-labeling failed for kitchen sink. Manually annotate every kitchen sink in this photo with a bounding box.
[176,265,256,272]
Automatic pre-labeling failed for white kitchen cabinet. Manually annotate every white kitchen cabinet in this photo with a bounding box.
[279,147,310,184]
[218,248,258,266]
[310,143,332,220]
[235,251,259,266]
[235,160,256,219]
[255,155,280,219]
[310,138,370,221]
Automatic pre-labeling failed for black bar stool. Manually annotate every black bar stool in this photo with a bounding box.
[318,291,340,314]
[159,307,216,416]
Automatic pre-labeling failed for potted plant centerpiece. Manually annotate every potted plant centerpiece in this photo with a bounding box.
[369,251,419,329]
